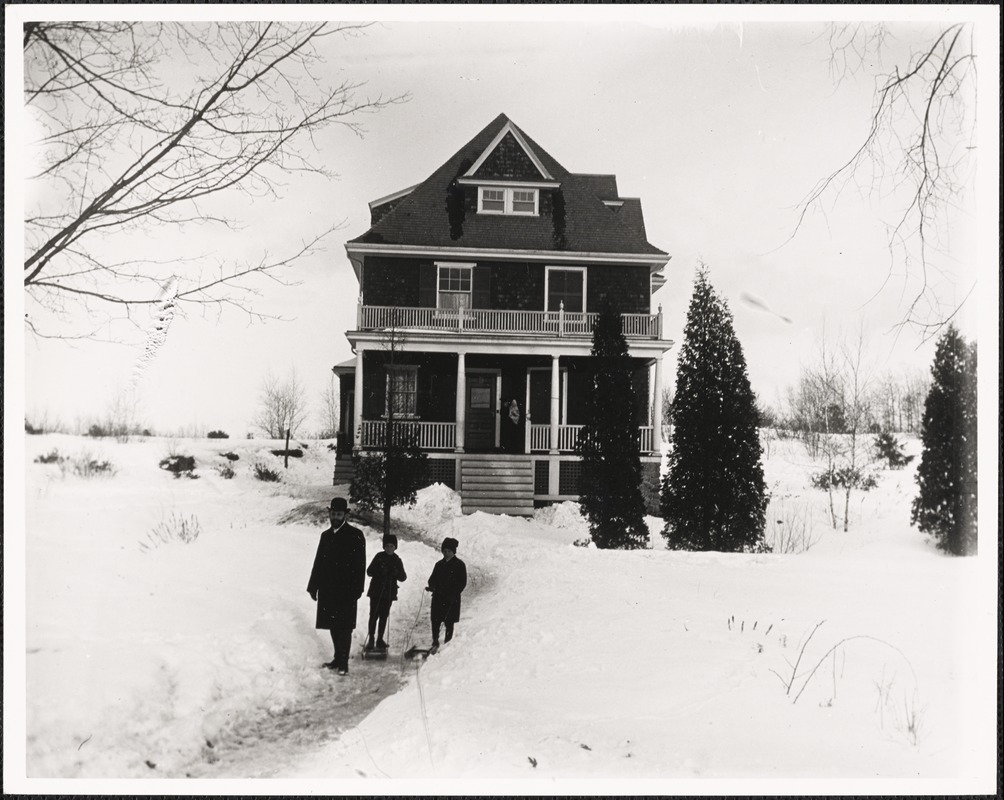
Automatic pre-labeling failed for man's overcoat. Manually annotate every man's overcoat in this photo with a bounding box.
[307,522,366,630]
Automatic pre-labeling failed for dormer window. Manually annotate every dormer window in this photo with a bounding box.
[477,186,539,216]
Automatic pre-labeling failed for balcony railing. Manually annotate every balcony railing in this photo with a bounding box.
[358,420,661,453]
[358,304,662,338]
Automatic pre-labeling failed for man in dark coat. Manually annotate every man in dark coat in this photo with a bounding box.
[425,536,467,653]
[307,497,366,675]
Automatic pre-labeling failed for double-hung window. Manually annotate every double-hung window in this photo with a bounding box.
[385,365,418,418]
[436,263,473,311]
[545,267,586,313]
[478,186,539,216]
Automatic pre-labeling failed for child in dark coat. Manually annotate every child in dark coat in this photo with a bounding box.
[365,534,407,651]
[425,536,467,653]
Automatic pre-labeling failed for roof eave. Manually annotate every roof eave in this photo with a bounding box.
[344,241,670,270]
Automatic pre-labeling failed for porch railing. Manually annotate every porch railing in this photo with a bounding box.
[529,423,659,453]
[358,304,661,338]
[359,420,456,450]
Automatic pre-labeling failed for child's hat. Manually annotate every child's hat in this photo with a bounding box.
[382,534,398,547]
[442,537,459,552]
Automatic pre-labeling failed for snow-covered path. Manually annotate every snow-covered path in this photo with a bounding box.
[175,648,411,778]
[175,511,493,779]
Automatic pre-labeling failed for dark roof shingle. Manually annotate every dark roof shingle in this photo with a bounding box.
[349,114,666,258]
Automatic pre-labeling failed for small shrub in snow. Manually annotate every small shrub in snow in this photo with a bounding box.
[873,432,913,469]
[60,452,115,478]
[88,423,109,438]
[253,462,281,482]
[139,512,201,552]
[207,430,229,439]
[215,462,235,479]
[222,451,240,461]
[34,449,64,465]
[810,466,877,493]
[159,454,198,479]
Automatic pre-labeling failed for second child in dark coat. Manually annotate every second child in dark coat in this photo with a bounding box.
[365,534,407,651]
[425,536,467,652]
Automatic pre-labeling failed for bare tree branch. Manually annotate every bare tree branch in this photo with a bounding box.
[792,23,977,340]
[23,21,409,339]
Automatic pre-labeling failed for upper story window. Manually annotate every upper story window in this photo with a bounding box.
[545,266,586,313]
[436,263,473,310]
[477,186,539,216]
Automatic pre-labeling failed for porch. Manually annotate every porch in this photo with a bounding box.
[340,350,667,457]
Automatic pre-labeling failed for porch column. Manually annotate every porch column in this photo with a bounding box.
[549,354,560,454]
[652,356,664,453]
[353,348,364,449]
[455,352,466,453]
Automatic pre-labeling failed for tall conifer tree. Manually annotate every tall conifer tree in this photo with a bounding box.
[577,304,649,549]
[661,268,767,551]
[911,325,978,555]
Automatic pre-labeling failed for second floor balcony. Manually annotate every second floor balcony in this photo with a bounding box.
[357,302,663,339]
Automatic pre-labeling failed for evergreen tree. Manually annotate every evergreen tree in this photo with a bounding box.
[910,325,978,555]
[350,419,429,536]
[661,268,768,551]
[576,304,649,549]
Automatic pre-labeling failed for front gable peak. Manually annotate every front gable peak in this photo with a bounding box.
[463,120,555,184]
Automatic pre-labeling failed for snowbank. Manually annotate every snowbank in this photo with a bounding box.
[9,432,998,794]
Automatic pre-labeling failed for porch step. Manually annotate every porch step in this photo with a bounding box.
[460,457,534,517]
[333,456,355,486]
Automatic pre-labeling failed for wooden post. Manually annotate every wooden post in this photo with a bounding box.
[285,428,291,469]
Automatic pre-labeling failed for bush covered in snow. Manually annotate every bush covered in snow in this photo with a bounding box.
[159,454,198,479]
[252,461,281,482]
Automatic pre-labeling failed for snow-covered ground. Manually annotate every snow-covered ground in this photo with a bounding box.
[6,432,998,794]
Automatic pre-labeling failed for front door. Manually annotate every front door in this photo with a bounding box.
[465,372,497,451]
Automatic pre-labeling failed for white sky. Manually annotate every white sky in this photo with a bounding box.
[6,5,1000,437]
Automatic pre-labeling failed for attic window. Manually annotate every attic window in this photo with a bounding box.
[478,186,539,216]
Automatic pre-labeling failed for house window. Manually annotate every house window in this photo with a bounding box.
[385,366,418,418]
[478,186,539,216]
[436,263,473,310]
[480,188,505,213]
[511,189,537,214]
[545,267,586,313]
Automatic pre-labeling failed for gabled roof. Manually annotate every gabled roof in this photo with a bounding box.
[348,113,667,260]
[462,120,555,183]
